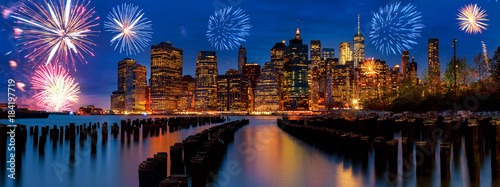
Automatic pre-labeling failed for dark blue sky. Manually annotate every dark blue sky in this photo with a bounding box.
[1,0,500,110]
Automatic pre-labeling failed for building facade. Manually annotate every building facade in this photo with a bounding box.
[353,15,365,68]
[150,42,183,112]
[428,38,440,92]
[238,45,247,74]
[309,40,322,111]
[254,62,280,111]
[216,74,249,111]
[242,63,261,111]
[282,28,309,110]
[271,41,286,110]
[339,42,353,65]
[195,51,218,111]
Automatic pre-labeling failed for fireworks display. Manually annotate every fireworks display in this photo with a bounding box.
[369,2,424,55]
[104,3,152,55]
[206,6,251,51]
[361,58,380,76]
[457,4,488,34]
[31,63,80,112]
[11,0,99,70]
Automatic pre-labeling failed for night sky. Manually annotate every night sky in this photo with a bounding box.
[1,0,499,110]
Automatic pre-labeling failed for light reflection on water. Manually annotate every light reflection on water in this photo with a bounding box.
[0,115,499,187]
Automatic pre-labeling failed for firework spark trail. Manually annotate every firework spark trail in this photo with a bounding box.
[207,6,251,51]
[361,58,380,76]
[31,63,80,112]
[457,4,488,34]
[482,41,489,71]
[369,2,424,55]
[104,3,152,55]
[11,0,99,71]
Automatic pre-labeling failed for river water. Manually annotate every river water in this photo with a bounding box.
[0,115,498,187]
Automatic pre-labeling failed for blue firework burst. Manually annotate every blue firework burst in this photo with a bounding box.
[207,7,251,51]
[369,2,424,55]
[104,3,153,55]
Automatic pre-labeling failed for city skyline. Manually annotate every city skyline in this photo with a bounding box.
[1,0,499,110]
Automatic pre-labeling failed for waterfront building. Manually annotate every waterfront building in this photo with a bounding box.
[353,15,365,68]
[322,48,335,59]
[283,28,309,110]
[195,51,218,111]
[111,58,147,113]
[309,40,322,111]
[271,41,286,110]
[242,63,261,111]
[428,38,440,93]
[254,62,280,111]
[216,73,249,111]
[238,45,247,74]
[150,42,183,112]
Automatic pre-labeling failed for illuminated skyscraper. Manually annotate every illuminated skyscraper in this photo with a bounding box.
[309,40,321,110]
[283,28,309,110]
[322,48,335,59]
[133,64,147,112]
[271,41,286,109]
[238,45,247,74]
[111,58,147,113]
[182,75,196,93]
[243,63,261,111]
[402,50,410,79]
[150,42,183,112]
[332,60,355,105]
[254,62,280,111]
[110,90,124,113]
[178,75,195,111]
[195,51,218,111]
[428,38,440,92]
[353,15,365,68]
[409,57,418,85]
[339,42,352,65]
[358,59,390,101]
[216,73,249,111]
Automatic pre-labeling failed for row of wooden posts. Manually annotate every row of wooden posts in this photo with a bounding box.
[138,119,250,187]
[278,115,500,183]
[0,116,226,173]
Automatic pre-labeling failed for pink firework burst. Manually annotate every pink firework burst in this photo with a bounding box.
[31,63,80,111]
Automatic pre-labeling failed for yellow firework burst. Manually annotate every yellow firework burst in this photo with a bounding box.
[457,4,488,34]
[361,58,380,76]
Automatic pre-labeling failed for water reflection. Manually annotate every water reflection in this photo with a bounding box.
[209,116,497,187]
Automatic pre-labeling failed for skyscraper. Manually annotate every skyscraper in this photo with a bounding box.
[409,57,418,85]
[216,73,249,111]
[309,40,321,110]
[283,28,309,110]
[111,58,147,113]
[178,75,196,111]
[322,48,335,59]
[402,50,410,79]
[243,63,261,111]
[271,41,286,110]
[238,45,247,74]
[339,42,352,65]
[181,75,196,93]
[133,64,147,112]
[353,15,365,68]
[195,51,218,111]
[254,62,280,111]
[150,42,183,112]
[428,38,440,92]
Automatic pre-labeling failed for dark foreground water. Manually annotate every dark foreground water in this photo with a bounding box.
[0,115,499,187]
